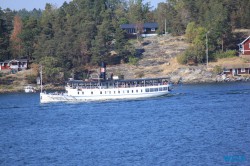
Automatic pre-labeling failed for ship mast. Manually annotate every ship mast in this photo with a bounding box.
[40,65,43,93]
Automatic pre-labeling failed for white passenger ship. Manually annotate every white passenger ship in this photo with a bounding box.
[40,63,172,103]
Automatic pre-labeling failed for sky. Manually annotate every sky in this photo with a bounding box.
[0,0,165,11]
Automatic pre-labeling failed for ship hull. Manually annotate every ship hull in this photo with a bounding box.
[40,86,170,103]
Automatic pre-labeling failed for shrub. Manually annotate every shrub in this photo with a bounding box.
[213,65,223,74]
[214,50,236,59]
[128,56,139,65]
[26,75,37,84]
[177,46,199,65]
[177,54,187,65]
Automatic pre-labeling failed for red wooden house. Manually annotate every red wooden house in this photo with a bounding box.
[0,59,29,71]
[238,36,250,59]
[0,60,11,70]
[223,63,250,76]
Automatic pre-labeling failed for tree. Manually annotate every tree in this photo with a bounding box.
[181,22,207,64]
[91,9,113,65]
[185,22,196,43]
[40,56,63,83]
[10,15,23,58]
[19,17,40,60]
[127,0,151,23]
[156,2,185,35]
[0,8,10,60]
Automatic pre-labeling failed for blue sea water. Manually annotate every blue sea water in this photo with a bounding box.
[0,82,250,166]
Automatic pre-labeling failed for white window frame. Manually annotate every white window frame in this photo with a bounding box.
[224,69,230,73]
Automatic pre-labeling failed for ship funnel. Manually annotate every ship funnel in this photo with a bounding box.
[100,62,106,80]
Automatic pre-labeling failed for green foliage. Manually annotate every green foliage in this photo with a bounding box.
[177,54,187,65]
[26,74,37,84]
[213,65,223,75]
[128,56,139,65]
[181,22,207,65]
[0,0,250,78]
[213,50,236,59]
[40,56,63,83]
[177,44,206,65]
[185,22,196,43]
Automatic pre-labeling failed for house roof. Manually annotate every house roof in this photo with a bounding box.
[120,22,158,29]
[222,63,250,69]
[1,59,28,64]
[3,60,10,63]
[120,24,136,29]
[17,59,28,63]
[144,22,158,29]
[238,36,250,45]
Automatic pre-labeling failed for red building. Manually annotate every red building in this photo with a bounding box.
[0,60,11,70]
[223,64,250,76]
[0,59,29,71]
[238,36,250,59]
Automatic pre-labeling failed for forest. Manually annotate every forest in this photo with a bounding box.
[0,0,250,81]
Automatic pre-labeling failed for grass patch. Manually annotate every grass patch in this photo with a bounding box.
[213,50,237,59]
[128,56,139,65]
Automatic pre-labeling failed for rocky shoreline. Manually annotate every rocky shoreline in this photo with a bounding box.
[169,66,250,84]
[172,74,250,84]
[0,84,64,94]
[0,73,249,94]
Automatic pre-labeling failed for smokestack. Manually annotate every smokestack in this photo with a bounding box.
[100,62,106,81]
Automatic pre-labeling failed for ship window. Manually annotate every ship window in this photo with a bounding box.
[114,91,116,94]
[91,91,93,94]
[155,88,158,91]
[118,91,120,94]
[141,90,143,92]
[150,88,154,92]
[136,90,138,93]
[132,90,134,93]
[78,92,80,95]
[109,91,111,94]
[146,88,149,92]
[100,91,102,94]
[163,87,168,91]
[82,92,84,95]
[159,87,163,91]
[127,90,129,93]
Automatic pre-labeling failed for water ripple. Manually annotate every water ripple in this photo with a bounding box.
[0,82,250,165]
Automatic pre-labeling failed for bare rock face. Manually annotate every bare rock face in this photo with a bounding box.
[105,35,250,84]
[106,35,190,80]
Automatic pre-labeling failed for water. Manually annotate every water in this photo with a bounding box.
[0,82,250,165]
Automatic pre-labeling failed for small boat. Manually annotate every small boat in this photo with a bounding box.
[24,85,35,93]
[40,63,172,103]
